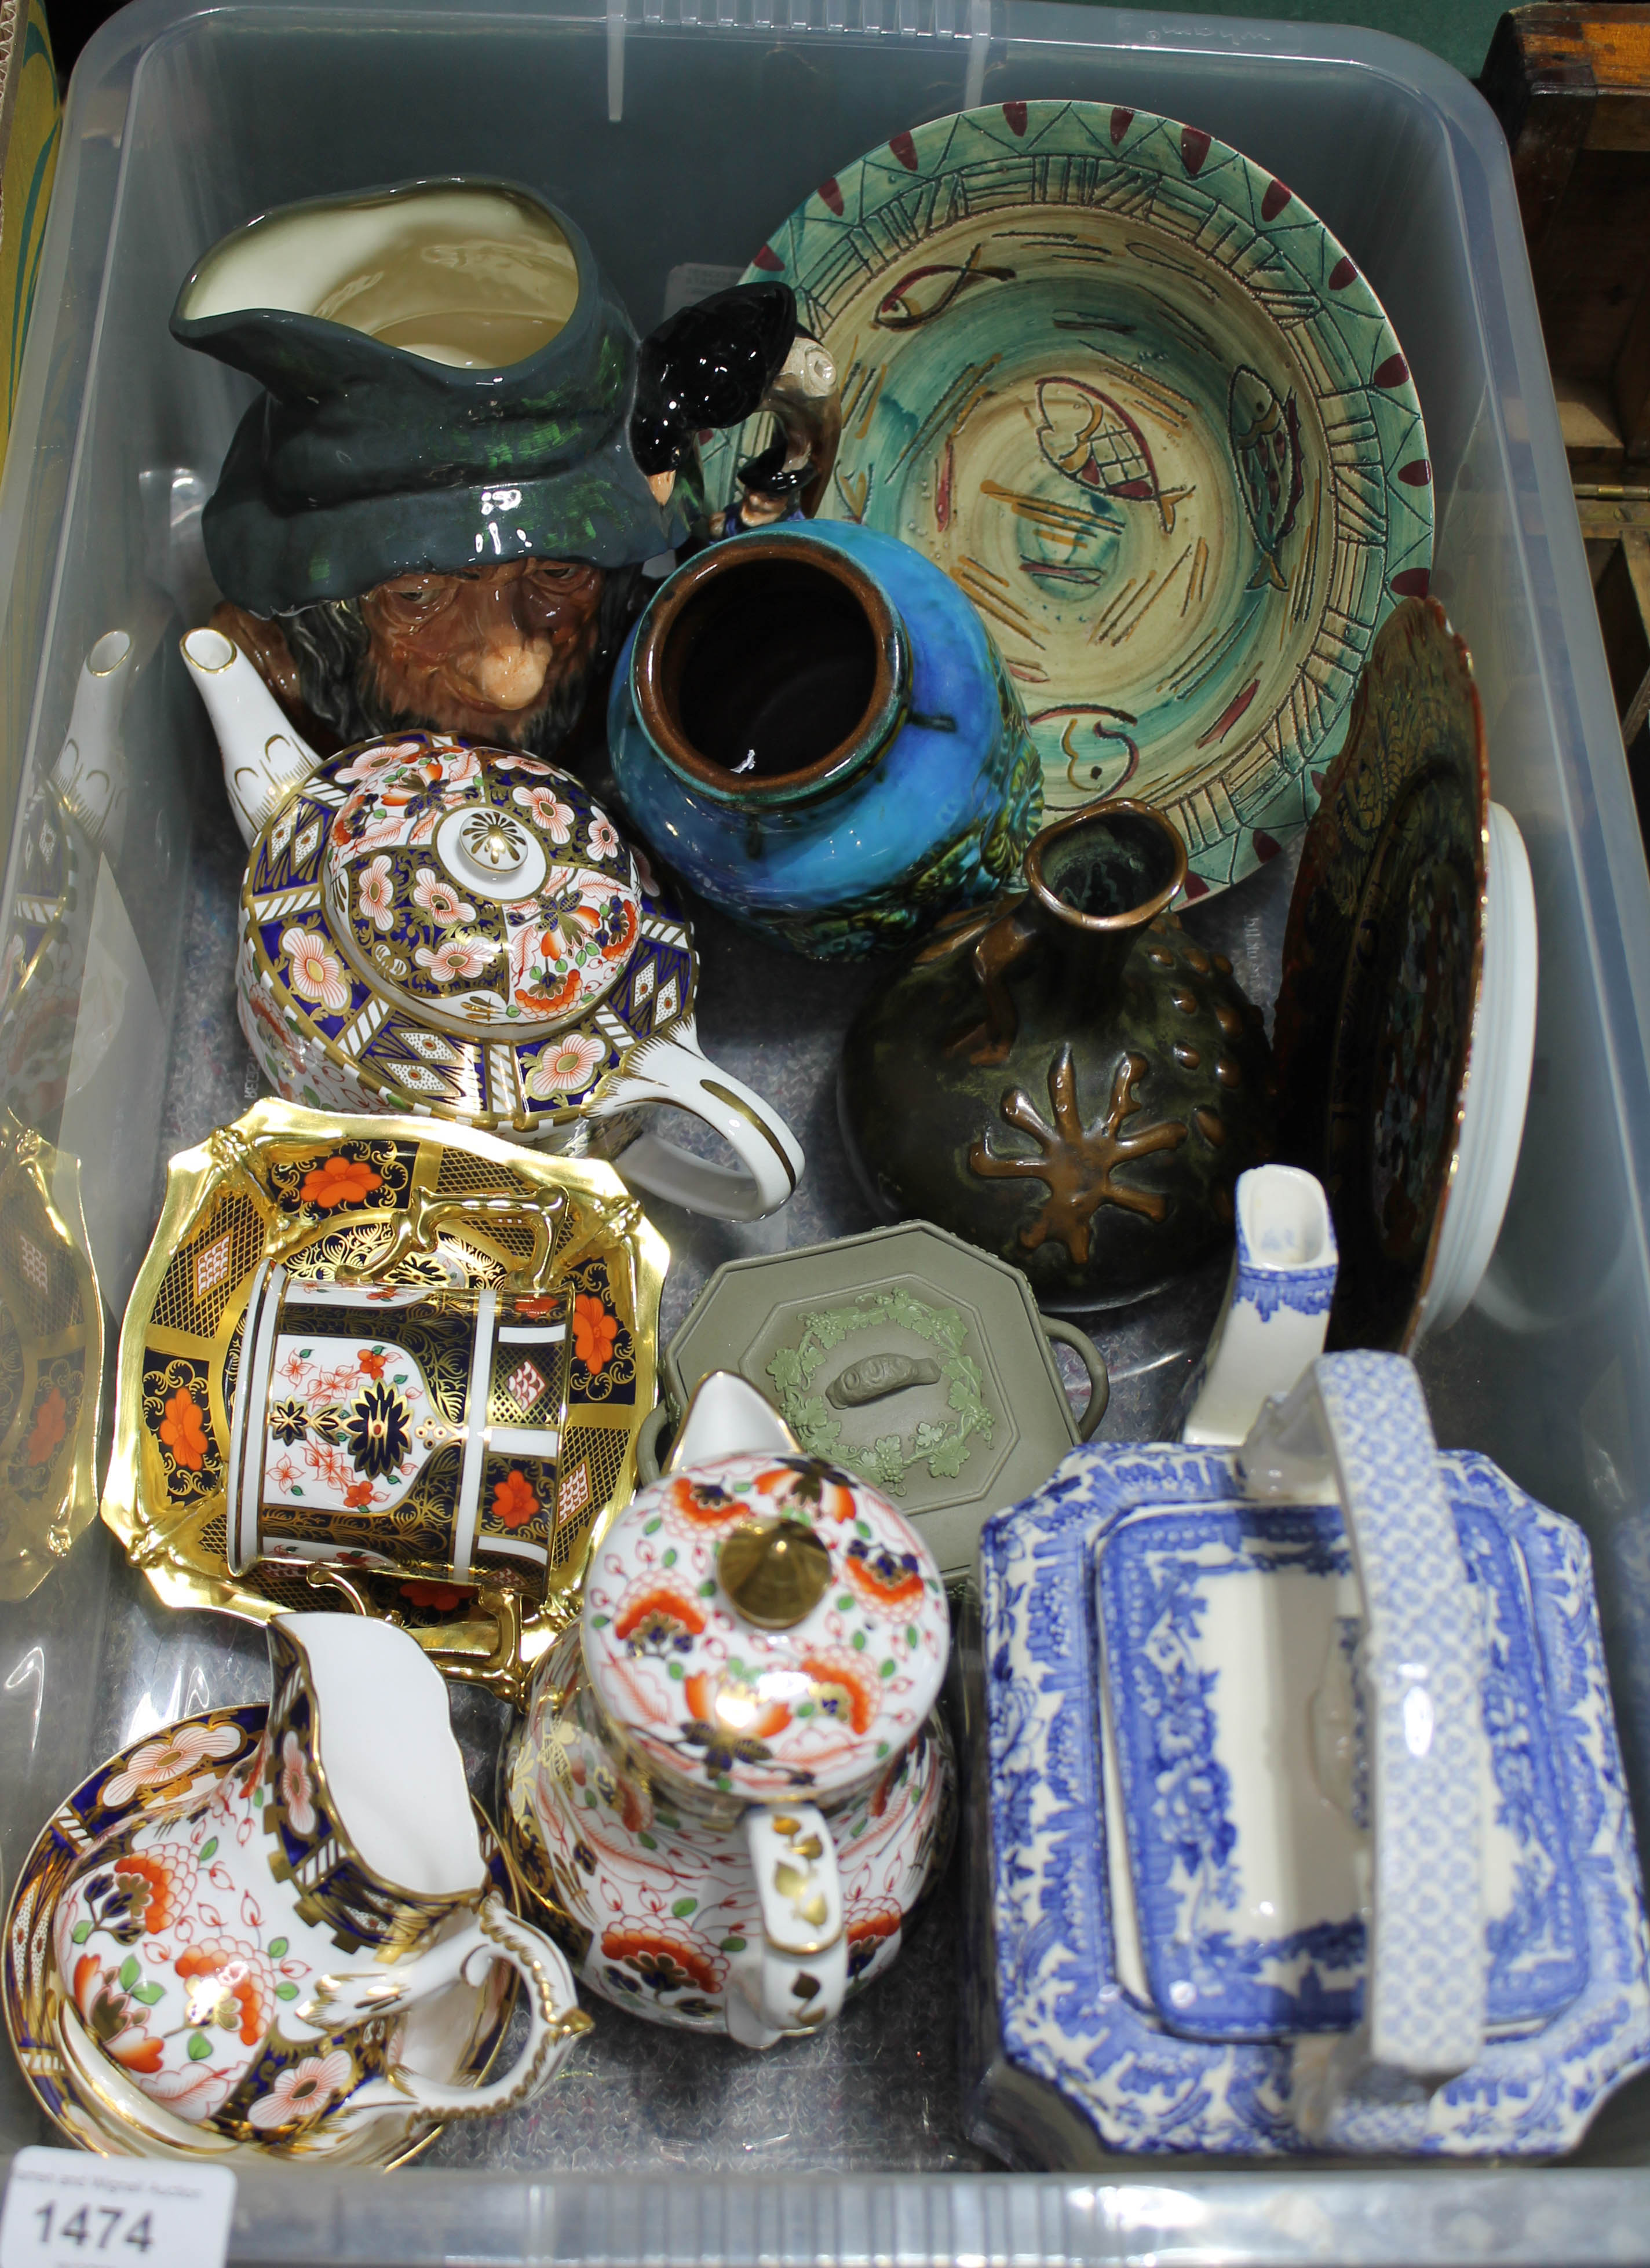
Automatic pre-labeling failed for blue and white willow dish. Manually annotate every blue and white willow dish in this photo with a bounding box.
[973,1353,1650,2159]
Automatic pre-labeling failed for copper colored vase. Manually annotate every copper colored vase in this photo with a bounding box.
[838,802,1276,1309]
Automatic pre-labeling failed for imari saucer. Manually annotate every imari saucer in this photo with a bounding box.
[3,1707,517,2166]
[100,1100,667,1705]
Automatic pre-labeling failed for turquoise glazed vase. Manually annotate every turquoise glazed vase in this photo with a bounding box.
[605,522,1042,958]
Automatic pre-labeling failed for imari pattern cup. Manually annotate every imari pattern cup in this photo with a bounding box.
[226,1267,571,1595]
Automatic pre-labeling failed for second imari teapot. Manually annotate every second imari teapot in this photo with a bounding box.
[500,1374,955,2046]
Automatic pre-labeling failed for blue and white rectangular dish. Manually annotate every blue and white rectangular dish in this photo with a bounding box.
[971,1432,1650,2159]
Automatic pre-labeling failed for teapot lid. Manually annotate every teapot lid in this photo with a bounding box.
[324,739,642,1033]
[582,1449,948,1803]
[244,732,696,1130]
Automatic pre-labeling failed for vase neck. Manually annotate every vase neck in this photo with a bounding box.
[630,533,909,809]
[1024,802,1188,1007]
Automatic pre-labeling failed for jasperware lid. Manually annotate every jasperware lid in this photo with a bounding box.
[582,1449,948,1803]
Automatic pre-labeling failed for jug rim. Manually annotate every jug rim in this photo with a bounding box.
[269,1616,487,1927]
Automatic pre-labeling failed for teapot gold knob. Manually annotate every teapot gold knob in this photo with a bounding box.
[717,1517,831,1630]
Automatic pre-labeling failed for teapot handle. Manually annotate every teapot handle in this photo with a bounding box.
[727,1804,848,2048]
[331,1894,591,2120]
[594,1023,802,1222]
[1238,1352,1488,2141]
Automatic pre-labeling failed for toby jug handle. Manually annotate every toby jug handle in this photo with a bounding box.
[594,1018,802,1222]
[727,1805,849,2048]
[1238,1352,1489,2145]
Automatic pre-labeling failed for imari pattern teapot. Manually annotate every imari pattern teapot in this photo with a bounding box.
[233,731,802,1220]
[501,1374,956,2045]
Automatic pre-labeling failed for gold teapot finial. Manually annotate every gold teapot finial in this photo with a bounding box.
[717,1517,831,1630]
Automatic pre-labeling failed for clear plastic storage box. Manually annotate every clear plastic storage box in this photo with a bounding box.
[5,0,1650,2258]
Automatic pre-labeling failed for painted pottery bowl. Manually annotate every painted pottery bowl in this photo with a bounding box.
[607,521,1042,958]
[1273,598,1536,1349]
[701,100,1433,899]
[235,732,802,1219]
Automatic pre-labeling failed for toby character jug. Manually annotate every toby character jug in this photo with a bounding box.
[50,1615,589,2145]
[173,178,798,777]
[501,1373,956,2046]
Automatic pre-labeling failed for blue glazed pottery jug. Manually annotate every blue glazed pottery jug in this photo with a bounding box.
[605,523,1042,958]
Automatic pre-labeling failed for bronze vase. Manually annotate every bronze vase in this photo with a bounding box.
[838,802,1276,1309]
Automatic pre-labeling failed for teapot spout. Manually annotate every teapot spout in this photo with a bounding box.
[182,624,320,844]
[666,1371,800,1473]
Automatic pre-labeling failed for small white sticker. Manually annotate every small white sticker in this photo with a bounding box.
[0,2150,235,2268]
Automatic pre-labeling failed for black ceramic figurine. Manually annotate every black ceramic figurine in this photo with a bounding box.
[838,802,1276,1308]
[171,177,797,761]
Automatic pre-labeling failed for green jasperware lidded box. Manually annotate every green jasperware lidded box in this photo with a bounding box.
[654,1222,1108,1576]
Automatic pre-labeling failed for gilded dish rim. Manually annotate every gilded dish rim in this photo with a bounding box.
[2,1703,519,2169]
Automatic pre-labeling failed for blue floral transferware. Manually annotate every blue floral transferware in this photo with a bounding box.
[1181,1163,1336,1444]
[606,521,1042,958]
[972,1352,1650,2160]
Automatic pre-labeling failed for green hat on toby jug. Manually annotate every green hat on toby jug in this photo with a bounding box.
[171,177,795,761]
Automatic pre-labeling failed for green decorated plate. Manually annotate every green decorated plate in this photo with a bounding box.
[700,100,1433,899]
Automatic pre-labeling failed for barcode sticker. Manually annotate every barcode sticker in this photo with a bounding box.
[0,2150,235,2268]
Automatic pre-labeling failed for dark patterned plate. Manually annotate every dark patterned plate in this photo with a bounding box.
[1272,598,1487,1349]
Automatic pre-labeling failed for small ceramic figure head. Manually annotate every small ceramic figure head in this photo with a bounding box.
[172,179,796,757]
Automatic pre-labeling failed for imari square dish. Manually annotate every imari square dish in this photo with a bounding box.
[3,1706,517,2166]
[100,1100,666,1704]
[969,1354,1650,2162]
[699,100,1433,898]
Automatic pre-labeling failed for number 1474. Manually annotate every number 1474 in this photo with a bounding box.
[30,2206,152,2254]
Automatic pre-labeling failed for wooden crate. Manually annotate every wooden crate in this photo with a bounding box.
[1483,4,1650,750]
